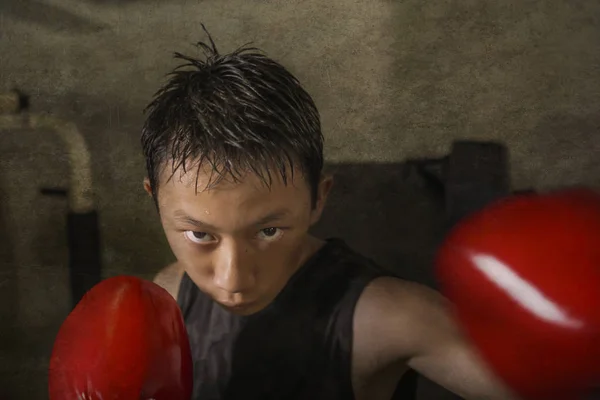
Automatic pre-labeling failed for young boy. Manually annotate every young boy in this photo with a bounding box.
[142,35,515,400]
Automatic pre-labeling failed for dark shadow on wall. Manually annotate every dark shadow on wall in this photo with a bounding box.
[0,170,20,399]
[312,162,446,288]
[0,181,16,327]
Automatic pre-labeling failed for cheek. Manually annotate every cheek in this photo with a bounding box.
[163,231,205,273]
[175,247,214,293]
[186,267,214,295]
[163,230,186,257]
[260,238,306,273]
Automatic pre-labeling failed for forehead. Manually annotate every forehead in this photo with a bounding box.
[157,162,311,214]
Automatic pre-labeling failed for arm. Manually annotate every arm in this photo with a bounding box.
[153,261,185,300]
[353,277,519,400]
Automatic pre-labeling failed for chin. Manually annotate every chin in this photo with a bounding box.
[218,300,267,316]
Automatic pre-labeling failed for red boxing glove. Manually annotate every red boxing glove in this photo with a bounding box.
[436,188,600,400]
[49,276,193,400]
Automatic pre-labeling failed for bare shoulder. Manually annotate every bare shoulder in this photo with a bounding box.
[353,277,517,400]
[351,277,456,397]
[354,276,452,346]
[153,261,185,300]
[358,276,446,312]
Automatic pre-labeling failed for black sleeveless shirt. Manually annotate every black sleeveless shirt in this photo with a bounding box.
[177,238,396,400]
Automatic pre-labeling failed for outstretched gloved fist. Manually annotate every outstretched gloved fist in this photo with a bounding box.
[49,275,193,400]
[436,188,600,400]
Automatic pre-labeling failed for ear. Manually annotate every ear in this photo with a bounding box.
[310,175,334,225]
[143,177,153,197]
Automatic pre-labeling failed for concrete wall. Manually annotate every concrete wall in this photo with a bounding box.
[0,0,599,398]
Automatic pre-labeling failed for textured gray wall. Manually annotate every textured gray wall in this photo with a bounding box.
[1,0,599,398]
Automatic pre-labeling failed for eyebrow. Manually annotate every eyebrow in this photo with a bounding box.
[172,209,292,231]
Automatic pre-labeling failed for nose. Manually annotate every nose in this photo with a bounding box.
[212,240,255,294]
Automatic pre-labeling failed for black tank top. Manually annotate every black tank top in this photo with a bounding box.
[177,238,401,400]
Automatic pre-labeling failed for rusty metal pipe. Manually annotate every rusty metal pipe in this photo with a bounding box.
[0,90,100,308]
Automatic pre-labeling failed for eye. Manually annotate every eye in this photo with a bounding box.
[184,231,216,244]
[257,227,284,242]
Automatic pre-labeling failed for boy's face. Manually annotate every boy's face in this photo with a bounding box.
[145,163,332,315]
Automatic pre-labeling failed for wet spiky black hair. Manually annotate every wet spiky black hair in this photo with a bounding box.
[141,26,324,207]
